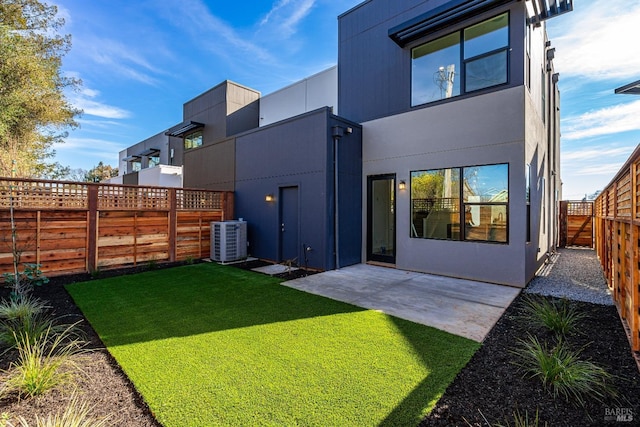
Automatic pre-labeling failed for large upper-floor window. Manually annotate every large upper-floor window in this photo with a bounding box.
[411,163,508,243]
[411,12,509,106]
[184,131,203,150]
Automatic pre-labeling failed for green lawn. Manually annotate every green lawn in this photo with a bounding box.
[67,263,479,427]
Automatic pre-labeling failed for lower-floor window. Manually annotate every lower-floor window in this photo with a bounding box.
[411,163,508,243]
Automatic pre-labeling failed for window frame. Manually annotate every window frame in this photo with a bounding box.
[410,162,509,244]
[410,11,511,107]
[184,130,203,150]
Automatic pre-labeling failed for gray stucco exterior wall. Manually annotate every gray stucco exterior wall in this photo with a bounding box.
[361,86,528,286]
[182,137,236,191]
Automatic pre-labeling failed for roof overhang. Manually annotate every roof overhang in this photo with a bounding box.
[388,0,511,47]
[139,148,160,156]
[122,155,141,162]
[526,0,573,26]
[165,121,204,137]
[615,80,640,95]
[388,0,573,47]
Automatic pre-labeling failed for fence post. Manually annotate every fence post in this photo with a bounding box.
[223,192,234,221]
[169,188,177,262]
[87,185,98,273]
[558,201,567,247]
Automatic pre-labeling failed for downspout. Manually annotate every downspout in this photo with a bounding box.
[551,72,559,251]
[545,43,556,253]
[331,126,343,270]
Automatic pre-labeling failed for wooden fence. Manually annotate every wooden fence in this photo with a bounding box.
[594,145,640,352]
[559,201,593,247]
[0,178,233,278]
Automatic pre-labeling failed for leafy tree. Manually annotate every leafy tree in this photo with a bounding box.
[85,162,118,182]
[411,171,445,199]
[0,0,81,178]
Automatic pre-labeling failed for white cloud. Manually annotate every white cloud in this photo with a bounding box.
[77,37,164,86]
[561,99,640,140]
[260,0,316,37]
[550,0,640,81]
[564,162,628,177]
[161,0,274,64]
[561,147,632,162]
[69,87,131,119]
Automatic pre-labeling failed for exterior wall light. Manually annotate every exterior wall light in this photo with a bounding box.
[399,180,407,191]
[265,194,274,202]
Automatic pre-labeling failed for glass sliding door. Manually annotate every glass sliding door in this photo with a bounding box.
[367,174,396,264]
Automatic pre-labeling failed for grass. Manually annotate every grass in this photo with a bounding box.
[511,334,614,405]
[67,263,479,427]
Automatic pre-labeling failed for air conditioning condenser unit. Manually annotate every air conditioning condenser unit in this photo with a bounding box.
[211,220,247,263]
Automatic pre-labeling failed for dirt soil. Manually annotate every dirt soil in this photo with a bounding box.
[1,263,638,426]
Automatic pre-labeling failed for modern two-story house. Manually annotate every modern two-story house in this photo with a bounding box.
[338,0,570,285]
[112,0,572,287]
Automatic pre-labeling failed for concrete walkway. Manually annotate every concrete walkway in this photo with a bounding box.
[282,264,521,342]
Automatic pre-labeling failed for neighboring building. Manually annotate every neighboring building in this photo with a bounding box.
[115,0,572,287]
[113,80,261,187]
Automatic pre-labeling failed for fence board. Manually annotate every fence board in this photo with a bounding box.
[0,177,232,278]
[594,148,640,352]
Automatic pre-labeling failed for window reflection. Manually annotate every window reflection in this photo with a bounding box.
[412,33,460,105]
[411,169,460,239]
[411,163,508,243]
[411,13,509,105]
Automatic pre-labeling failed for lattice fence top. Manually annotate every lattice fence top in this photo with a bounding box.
[98,185,171,210]
[0,179,89,209]
[0,178,227,211]
[177,189,224,210]
[566,201,593,216]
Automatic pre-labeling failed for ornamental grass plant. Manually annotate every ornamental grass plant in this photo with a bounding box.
[1,322,86,398]
[0,297,56,349]
[512,334,614,406]
[9,394,109,427]
[520,296,586,338]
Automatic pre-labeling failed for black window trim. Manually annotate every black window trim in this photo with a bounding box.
[410,11,511,108]
[410,162,510,244]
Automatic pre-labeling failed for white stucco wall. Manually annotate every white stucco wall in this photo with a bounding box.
[137,165,183,188]
[259,66,338,126]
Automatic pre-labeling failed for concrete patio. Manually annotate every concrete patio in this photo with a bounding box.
[282,264,521,342]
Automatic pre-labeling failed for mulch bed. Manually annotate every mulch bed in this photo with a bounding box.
[420,295,640,426]
[2,263,638,426]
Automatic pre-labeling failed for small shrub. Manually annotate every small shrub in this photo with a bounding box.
[185,256,195,265]
[2,264,49,301]
[12,393,109,427]
[3,323,86,398]
[146,259,158,271]
[512,334,614,405]
[521,296,586,337]
[90,268,101,279]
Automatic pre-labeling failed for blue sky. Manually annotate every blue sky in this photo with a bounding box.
[52,0,639,200]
